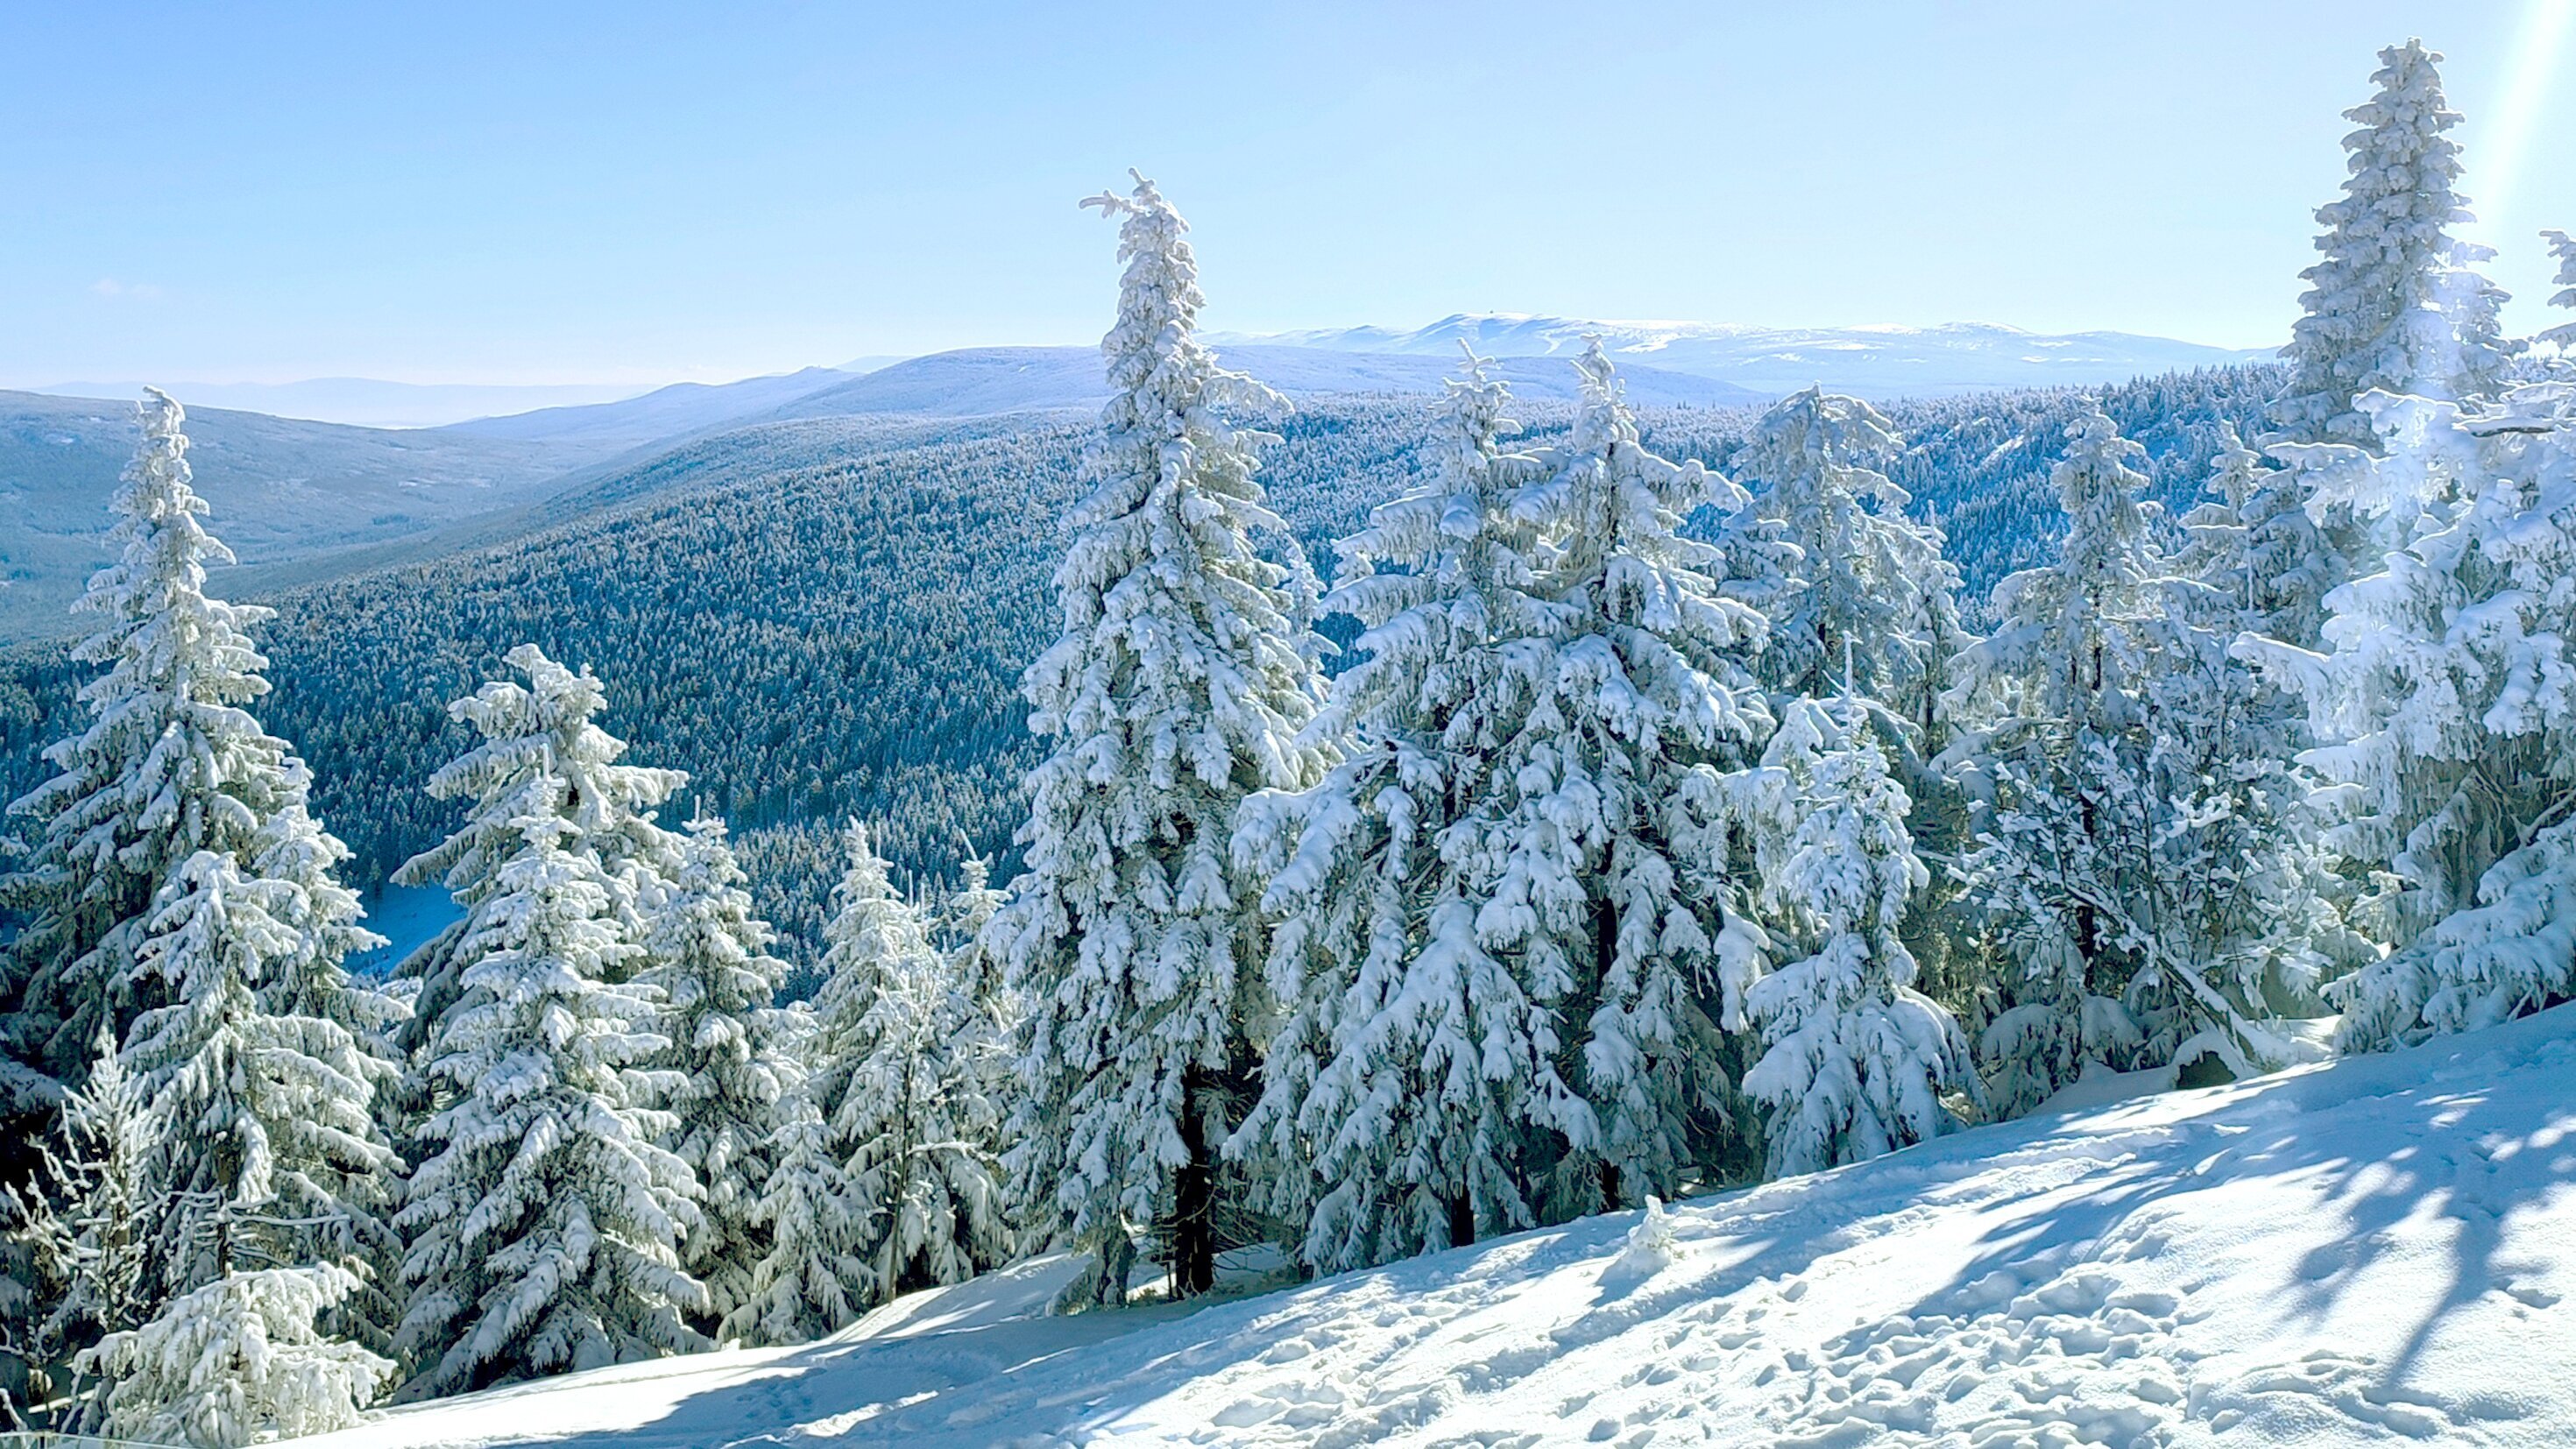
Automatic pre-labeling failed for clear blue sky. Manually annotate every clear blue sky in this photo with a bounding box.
[4,1,2571,387]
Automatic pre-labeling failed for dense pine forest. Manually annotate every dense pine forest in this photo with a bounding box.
[1,35,2573,1448]
[2,367,2276,946]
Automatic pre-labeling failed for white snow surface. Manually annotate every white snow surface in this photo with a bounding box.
[292,1004,2576,1447]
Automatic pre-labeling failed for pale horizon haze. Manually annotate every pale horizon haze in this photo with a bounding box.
[4,1,2572,390]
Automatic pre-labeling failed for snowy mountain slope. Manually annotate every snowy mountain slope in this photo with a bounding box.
[290,1002,2576,1447]
[761,344,1763,421]
[1213,315,2273,399]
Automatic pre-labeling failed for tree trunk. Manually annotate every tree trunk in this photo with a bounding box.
[1447,1191,1476,1251]
[1171,1066,1218,1298]
[1592,894,1624,1214]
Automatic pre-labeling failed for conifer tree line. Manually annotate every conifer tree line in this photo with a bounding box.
[1,35,2573,1445]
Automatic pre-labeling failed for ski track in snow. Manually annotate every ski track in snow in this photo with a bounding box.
[295,1007,2576,1449]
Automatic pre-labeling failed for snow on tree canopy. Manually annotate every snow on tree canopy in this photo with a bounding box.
[390,643,686,1058]
[992,172,1327,1300]
[1231,350,1589,1270]
[1474,341,1772,1213]
[2242,377,2576,1051]
[1952,405,2307,1114]
[119,849,400,1303]
[1726,386,1966,730]
[1744,696,1965,1177]
[79,1261,393,1447]
[636,813,799,1334]
[784,822,1010,1319]
[390,647,705,1397]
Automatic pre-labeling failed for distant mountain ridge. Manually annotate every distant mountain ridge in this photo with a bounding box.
[757,343,1766,421]
[1209,315,2275,398]
[441,367,862,449]
[25,378,658,430]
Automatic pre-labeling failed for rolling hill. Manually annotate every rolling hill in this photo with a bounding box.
[0,390,601,639]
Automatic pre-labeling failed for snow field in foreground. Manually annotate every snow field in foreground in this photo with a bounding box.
[294,1003,2576,1447]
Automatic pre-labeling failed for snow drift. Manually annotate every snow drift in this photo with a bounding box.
[290,1001,2576,1447]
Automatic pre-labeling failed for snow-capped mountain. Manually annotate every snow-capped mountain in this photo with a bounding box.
[1210,315,2274,399]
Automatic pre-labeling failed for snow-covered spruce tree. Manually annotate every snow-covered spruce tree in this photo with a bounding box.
[1744,696,1965,1177]
[993,173,1327,1301]
[2169,427,2365,1021]
[118,851,400,1307]
[390,649,704,1397]
[1726,387,1967,728]
[720,1085,861,1347]
[1,390,387,1112]
[724,823,889,1345]
[1950,406,2293,1115]
[3,1033,159,1419]
[78,1262,393,1447]
[1723,386,1986,1049]
[1473,342,1772,1213]
[636,814,798,1335]
[2242,378,2576,1050]
[1231,351,1590,1271]
[837,937,1010,1311]
[2268,39,2515,452]
[798,823,1010,1314]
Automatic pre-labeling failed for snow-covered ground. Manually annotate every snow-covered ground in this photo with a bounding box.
[295,1005,2576,1448]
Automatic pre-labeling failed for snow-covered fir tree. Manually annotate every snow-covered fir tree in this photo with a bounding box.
[117,850,401,1306]
[720,1083,861,1347]
[2242,373,2576,1050]
[0,391,402,1397]
[732,822,902,1340]
[2268,39,2515,451]
[1744,696,1965,1177]
[796,823,1010,1314]
[1726,387,1967,730]
[4,1033,159,1415]
[1231,351,1589,1270]
[390,648,704,1396]
[836,928,1010,1310]
[1478,342,1772,1212]
[78,1262,393,1447]
[1,390,386,1111]
[635,814,798,1334]
[1951,406,2296,1115]
[992,173,1327,1301]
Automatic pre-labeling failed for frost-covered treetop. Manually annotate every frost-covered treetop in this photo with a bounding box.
[2272,39,2514,446]
[1037,170,1320,795]
[68,385,280,743]
[1735,386,1907,508]
[396,643,684,908]
[1730,385,1960,706]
